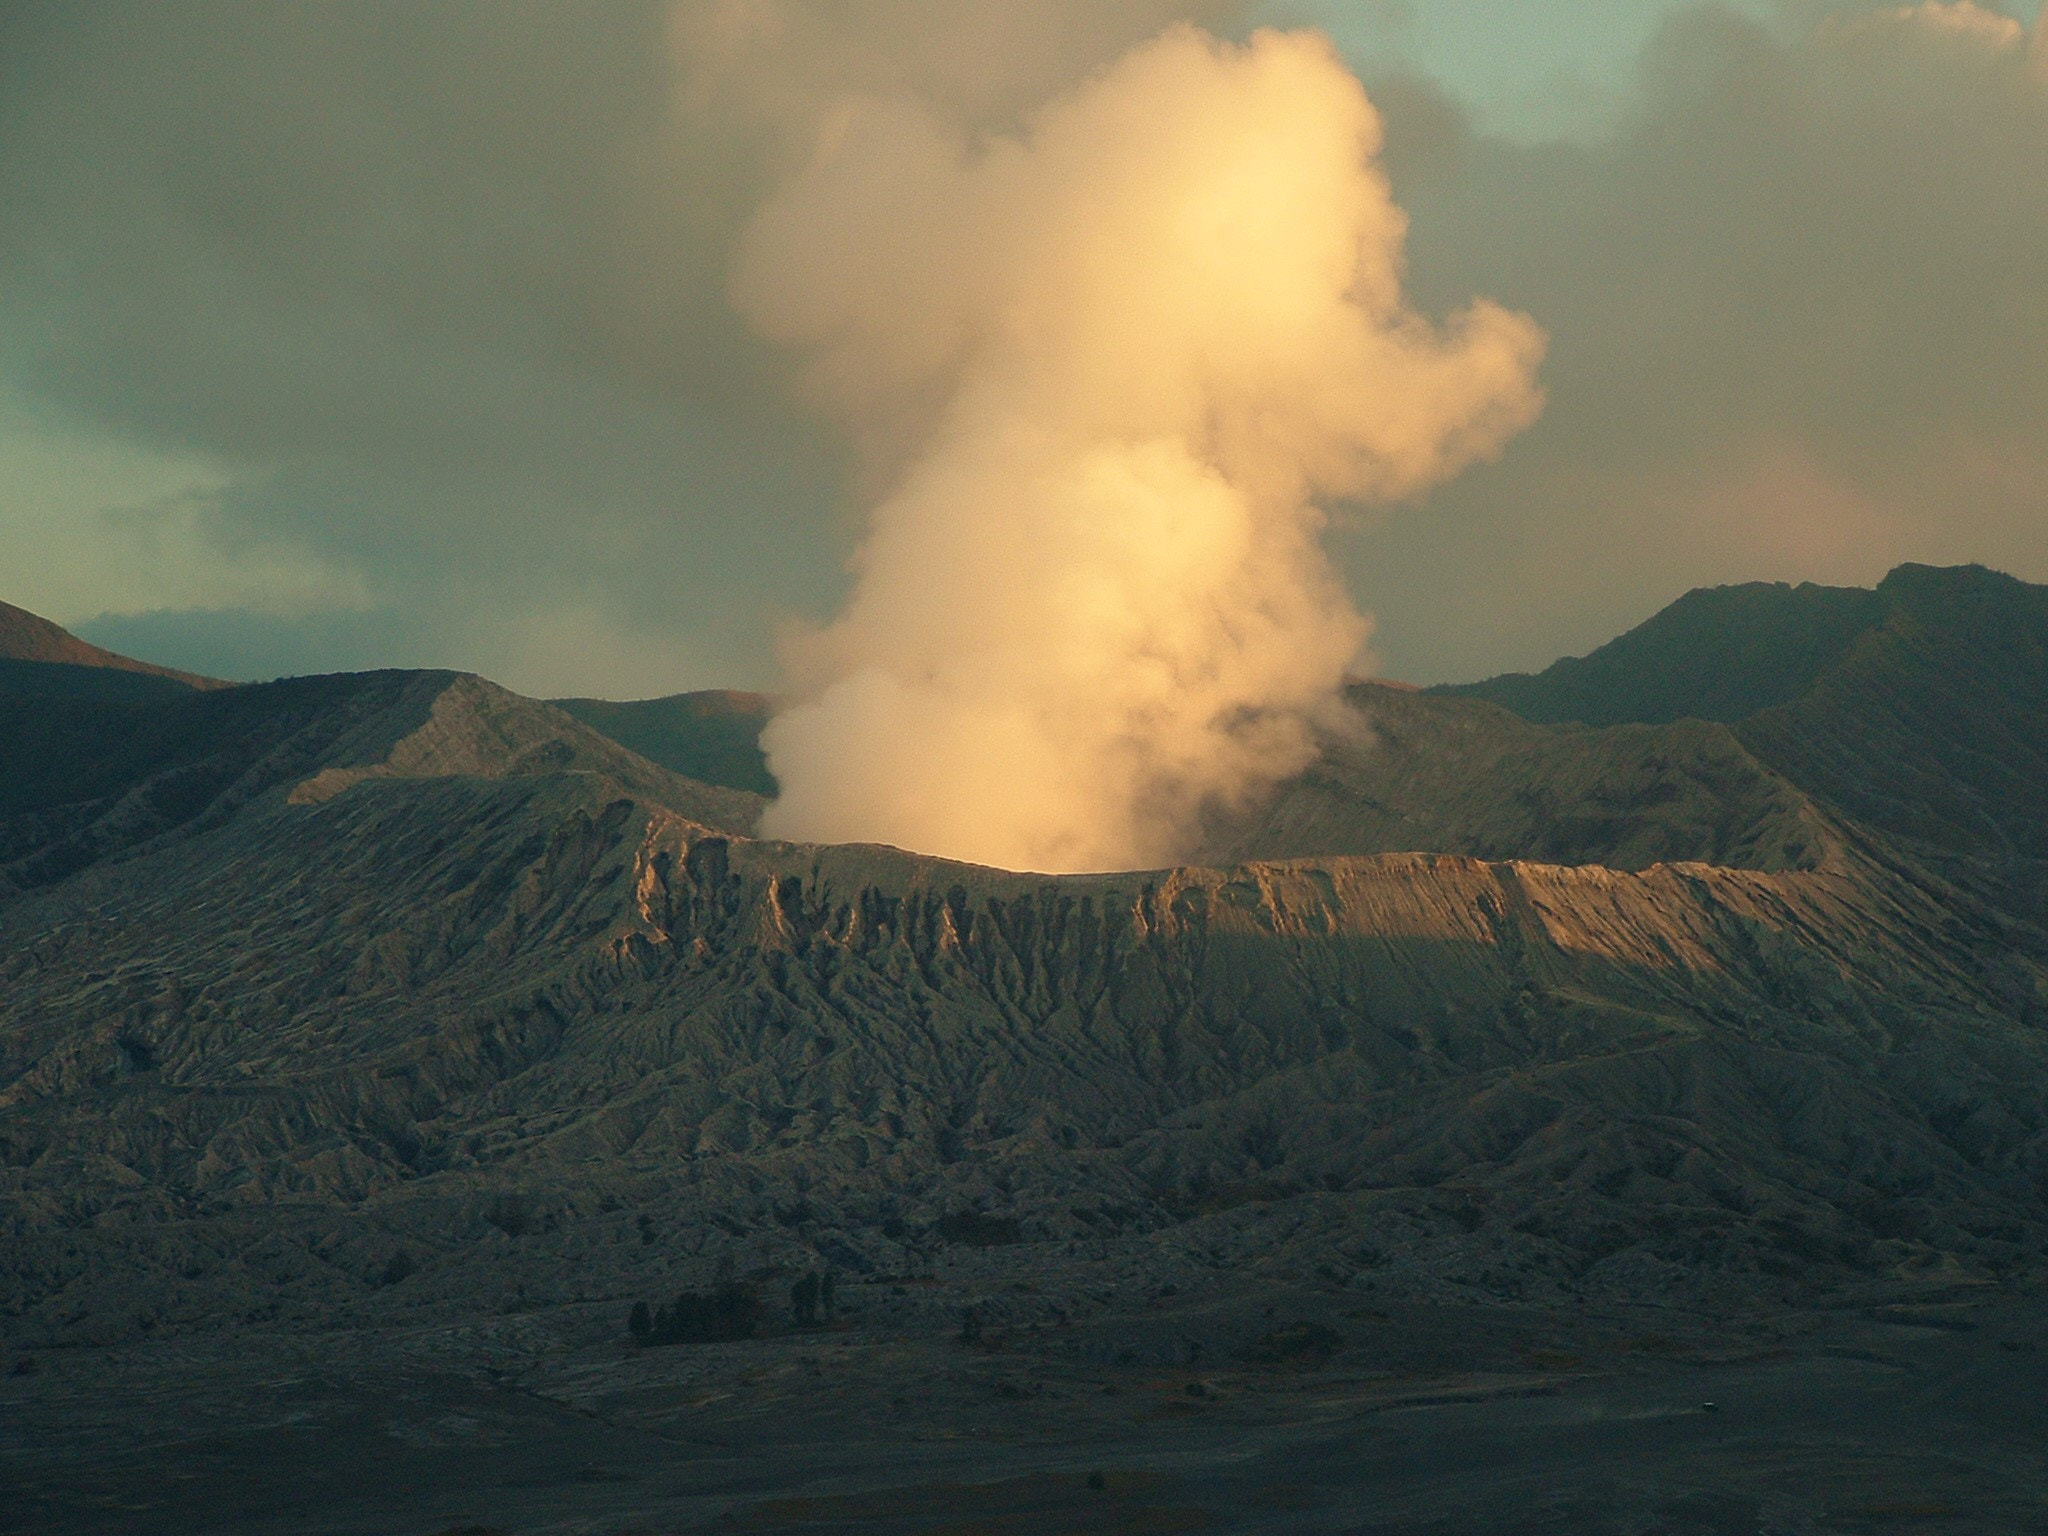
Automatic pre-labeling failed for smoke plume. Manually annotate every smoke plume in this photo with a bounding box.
[737,25,1544,872]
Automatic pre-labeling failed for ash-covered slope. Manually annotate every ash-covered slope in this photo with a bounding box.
[1194,683,1837,873]
[4,578,2048,1356]
[0,665,763,894]
[3,746,2044,1345]
[1444,563,2048,924]
[550,689,778,797]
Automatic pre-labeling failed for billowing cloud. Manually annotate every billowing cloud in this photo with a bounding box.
[0,1,1237,691]
[742,26,1543,871]
[1833,2,2026,50]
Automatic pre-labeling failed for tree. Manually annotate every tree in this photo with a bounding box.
[628,1300,651,1341]
[790,1273,820,1327]
[633,1282,761,1348]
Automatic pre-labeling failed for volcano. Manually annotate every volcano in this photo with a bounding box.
[5,565,2046,1534]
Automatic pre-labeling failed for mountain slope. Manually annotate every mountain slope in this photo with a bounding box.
[0,668,763,894]
[2,750,2044,1347]
[1439,564,2048,923]
[1195,683,1838,873]
[550,689,778,796]
[0,599,223,691]
[1436,579,1886,727]
[1736,565,2048,918]
[4,573,2048,1358]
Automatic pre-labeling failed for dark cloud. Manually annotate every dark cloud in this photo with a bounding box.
[1351,2,2048,681]
[0,0,834,692]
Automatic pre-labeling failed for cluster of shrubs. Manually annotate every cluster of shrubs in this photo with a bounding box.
[628,1282,760,1347]
[626,1268,837,1348]
[935,1211,1021,1247]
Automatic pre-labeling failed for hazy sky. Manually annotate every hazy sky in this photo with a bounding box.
[3,1,2045,694]
[1268,0,1786,139]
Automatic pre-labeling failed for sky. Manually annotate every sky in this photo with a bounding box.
[2,0,2046,696]
[1267,0,1791,140]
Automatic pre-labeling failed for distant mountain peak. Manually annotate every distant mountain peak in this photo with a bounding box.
[1438,562,2044,731]
[0,600,224,689]
[1878,560,2022,595]
[1433,575,1888,729]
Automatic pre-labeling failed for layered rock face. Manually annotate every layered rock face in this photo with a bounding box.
[2,569,2047,1351]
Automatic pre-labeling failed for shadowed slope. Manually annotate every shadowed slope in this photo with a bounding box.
[0,599,223,690]
[4,574,2048,1355]
[1439,564,2048,922]
[1196,683,1837,873]
[0,669,763,894]
[1737,565,2048,921]
[1436,580,1885,727]
[550,689,778,797]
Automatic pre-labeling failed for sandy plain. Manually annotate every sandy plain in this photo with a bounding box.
[6,1270,2045,1535]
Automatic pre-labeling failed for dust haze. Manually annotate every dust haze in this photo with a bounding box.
[742,26,1544,871]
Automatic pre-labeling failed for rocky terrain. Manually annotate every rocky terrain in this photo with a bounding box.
[3,565,2047,1533]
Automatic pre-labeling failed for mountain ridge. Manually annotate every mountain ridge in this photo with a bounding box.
[0,666,763,897]
[3,757,2040,1341]
[1438,563,2048,923]
[3,567,2046,1374]
[0,599,225,692]
[1434,577,1888,728]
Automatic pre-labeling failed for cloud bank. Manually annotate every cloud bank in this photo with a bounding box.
[1348,0,2048,680]
[740,26,1543,871]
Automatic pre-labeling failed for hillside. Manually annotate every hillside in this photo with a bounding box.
[1441,564,2048,923]
[0,667,764,894]
[1195,683,1837,873]
[4,575,2042,1323]
[4,760,2043,1340]
[1437,579,1886,728]
[1737,565,2048,919]
[0,599,222,692]
[551,689,778,797]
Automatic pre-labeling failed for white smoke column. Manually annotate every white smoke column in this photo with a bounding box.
[736,26,1545,872]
